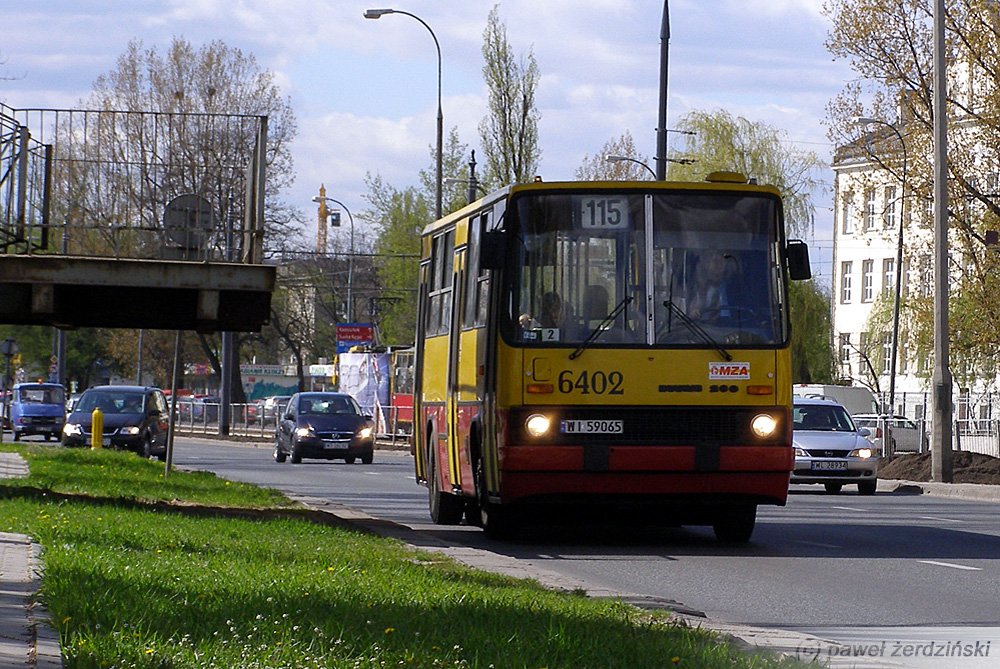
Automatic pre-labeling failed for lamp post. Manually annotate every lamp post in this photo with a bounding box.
[605,155,656,179]
[853,116,907,451]
[312,196,356,322]
[365,8,443,220]
[931,0,953,482]
[654,1,670,180]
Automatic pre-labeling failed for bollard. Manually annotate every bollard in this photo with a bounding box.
[91,408,103,450]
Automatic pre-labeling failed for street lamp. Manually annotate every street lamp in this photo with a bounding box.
[365,8,444,221]
[312,196,356,323]
[853,116,908,449]
[605,155,656,179]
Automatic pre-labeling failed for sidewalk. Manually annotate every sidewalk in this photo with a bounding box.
[0,452,61,668]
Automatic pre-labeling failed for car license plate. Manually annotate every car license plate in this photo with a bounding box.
[812,461,847,471]
[560,419,623,434]
[323,440,348,449]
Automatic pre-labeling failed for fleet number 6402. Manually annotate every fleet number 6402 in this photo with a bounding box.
[557,370,624,395]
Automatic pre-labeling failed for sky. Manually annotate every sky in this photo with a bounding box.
[1,0,853,280]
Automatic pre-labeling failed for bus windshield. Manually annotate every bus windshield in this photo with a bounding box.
[505,190,786,348]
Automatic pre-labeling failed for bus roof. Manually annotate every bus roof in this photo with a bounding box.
[420,177,783,237]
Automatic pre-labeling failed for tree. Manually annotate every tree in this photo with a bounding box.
[575,131,653,181]
[363,174,427,346]
[790,281,838,384]
[479,4,541,189]
[423,127,473,216]
[669,109,825,237]
[824,0,1000,387]
[68,37,302,396]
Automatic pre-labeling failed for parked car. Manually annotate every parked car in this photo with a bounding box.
[9,383,66,442]
[852,414,927,453]
[62,385,170,459]
[261,395,292,425]
[274,392,374,464]
[791,396,879,495]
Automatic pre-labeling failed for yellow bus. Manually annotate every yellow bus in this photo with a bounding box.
[413,173,811,541]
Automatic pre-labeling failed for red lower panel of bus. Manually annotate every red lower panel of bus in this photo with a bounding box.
[501,445,792,472]
[501,470,791,505]
[499,445,792,504]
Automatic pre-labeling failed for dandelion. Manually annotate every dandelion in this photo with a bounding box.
[385,628,395,634]
[671,658,680,663]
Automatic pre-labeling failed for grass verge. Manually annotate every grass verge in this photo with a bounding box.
[0,444,810,668]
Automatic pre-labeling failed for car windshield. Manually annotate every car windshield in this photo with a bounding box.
[16,386,65,404]
[298,396,359,415]
[77,391,145,414]
[793,404,856,432]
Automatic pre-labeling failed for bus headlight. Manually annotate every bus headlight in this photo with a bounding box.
[750,413,778,439]
[525,414,551,438]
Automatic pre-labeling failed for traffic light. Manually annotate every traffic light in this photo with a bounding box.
[330,211,341,227]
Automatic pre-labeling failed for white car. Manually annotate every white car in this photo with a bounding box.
[791,397,879,495]
[851,414,927,453]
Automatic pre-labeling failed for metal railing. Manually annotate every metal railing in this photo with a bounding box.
[171,400,414,445]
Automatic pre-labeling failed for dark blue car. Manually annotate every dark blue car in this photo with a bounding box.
[274,392,374,464]
[62,385,170,459]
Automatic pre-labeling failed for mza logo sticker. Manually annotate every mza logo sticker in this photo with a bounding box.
[708,362,750,380]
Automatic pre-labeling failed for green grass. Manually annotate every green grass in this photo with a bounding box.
[0,444,810,668]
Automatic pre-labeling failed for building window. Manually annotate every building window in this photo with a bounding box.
[865,188,877,230]
[883,258,895,296]
[920,255,933,297]
[862,259,874,302]
[883,185,897,229]
[841,261,853,303]
[839,333,852,364]
[842,194,854,235]
[882,333,892,374]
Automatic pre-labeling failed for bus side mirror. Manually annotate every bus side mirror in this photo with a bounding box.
[480,231,506,270]
[786,239,811,280]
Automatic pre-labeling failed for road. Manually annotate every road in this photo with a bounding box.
[174,438,1000,667]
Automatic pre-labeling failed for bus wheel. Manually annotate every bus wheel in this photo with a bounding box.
[428,451,464,525]
[712,505,756,543]
[474,457,515,540]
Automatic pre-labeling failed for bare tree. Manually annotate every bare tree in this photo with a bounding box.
[575,131,652,181]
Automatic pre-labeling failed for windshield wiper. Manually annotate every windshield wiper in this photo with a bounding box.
[569,296,633,360]
[662,300,732,361]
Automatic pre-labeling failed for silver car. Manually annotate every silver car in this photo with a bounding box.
[791,397,879,495]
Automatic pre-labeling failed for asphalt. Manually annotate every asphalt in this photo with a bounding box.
[2,441,999,668]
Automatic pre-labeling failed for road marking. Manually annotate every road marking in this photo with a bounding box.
[917,560,982,571]
[919,515,964,523]
[831,506,867,512]
[793,540,842,549]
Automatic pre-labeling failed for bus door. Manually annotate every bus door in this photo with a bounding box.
[445,245,467,491]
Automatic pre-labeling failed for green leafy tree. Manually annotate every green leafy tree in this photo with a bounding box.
[669,110,825,237]
[479,4,541,189]
[824,0,1000,387]
[363,174,427,346]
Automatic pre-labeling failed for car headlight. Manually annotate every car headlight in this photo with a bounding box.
[525,414,551,438]
[794,446,808,457]
[63,423,83,437]
[850,447,874,459]
[358,426,373,439]
[119,426,140,436]
[295,426,314,439]
[750,413,778,438]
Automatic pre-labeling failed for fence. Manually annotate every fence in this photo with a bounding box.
[171,400,413,445]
